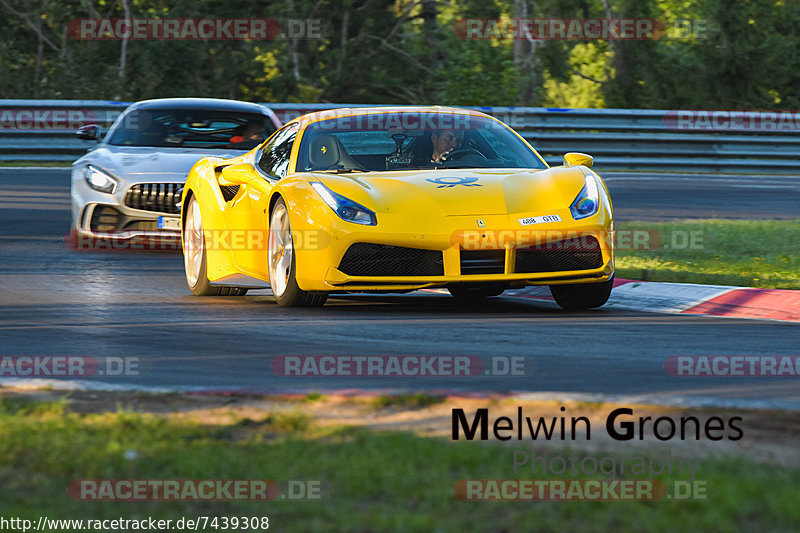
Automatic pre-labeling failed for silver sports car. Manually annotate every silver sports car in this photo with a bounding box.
[70,97,281,248]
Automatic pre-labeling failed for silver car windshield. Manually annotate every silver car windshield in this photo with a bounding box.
[106,109,276,149]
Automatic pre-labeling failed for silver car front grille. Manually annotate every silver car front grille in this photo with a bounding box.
[124,183,183,214]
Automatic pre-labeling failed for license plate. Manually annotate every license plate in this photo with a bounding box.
[157,216,181,230]
[518,214,562,226]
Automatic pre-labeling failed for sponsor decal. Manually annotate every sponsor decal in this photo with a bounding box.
[426,176,482,188]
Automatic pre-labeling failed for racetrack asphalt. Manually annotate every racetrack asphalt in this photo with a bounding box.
[1,168,799,409]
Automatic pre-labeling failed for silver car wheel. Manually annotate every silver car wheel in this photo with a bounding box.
[268,202,293,298]
[184,197,204,288]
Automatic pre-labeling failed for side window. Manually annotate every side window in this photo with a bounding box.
[257,124,298,179]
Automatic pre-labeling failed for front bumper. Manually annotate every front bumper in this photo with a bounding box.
[321,241,614,292]
[294,216,614,292]
[71,170,184,250]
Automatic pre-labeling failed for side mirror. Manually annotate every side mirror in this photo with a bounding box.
[219,162,257,186]
[76,124,100,141]
[563,152,593,168]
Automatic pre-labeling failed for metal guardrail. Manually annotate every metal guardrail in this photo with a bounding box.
[1,100,799,174]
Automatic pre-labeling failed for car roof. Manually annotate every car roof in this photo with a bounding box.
[130,97,271,114]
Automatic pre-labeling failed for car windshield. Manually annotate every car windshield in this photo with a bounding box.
[296,112,547,172]
[106,108,276,149]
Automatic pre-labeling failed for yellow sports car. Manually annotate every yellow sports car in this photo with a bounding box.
[180,107,614,308]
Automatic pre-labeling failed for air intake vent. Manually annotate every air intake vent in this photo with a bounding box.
[220,185,240,202]
[90,205,123,231]
[460,250,505,275]
[515,236,603,273]
[338,243,444,276]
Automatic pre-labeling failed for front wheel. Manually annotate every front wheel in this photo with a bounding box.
[267,197,328,307]
[183,195,247,296]
[549,276,614,310]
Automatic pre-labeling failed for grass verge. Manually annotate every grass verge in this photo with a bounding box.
[615,219,800,289]
[1,395,799,532]
[370,392,445,410]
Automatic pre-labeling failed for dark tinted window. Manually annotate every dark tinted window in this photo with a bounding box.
[106,108,276,149]
[257,124,298,179]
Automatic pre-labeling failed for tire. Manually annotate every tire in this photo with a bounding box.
[448,284,506,300]
[549,276,614,310]
[183,195,247,296]
[268,197,328,307]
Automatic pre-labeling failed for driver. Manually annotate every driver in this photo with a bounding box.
[430,130,462,162]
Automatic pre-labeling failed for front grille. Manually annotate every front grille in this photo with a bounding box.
[90,205,123,231]
[460,250,505,275]
[515,236,603,273]
[124,183,183,214]
[338,243,444,276]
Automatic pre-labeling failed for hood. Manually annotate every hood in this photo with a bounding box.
[308,167,588,217]
[79,145,250,183]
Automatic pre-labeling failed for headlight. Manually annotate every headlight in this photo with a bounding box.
[83,165,119,194]
[311,182,377,225]
[569,173,600,220]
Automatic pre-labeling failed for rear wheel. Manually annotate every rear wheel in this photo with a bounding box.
[183,195,247,296]
[549,276,613,310]
[268,197,328,307]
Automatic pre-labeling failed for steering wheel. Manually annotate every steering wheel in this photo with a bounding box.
[441,148,487,162]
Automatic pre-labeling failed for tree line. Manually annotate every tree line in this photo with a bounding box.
[1,0,798,110]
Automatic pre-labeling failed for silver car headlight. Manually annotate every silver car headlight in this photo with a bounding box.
[83,165,119,194]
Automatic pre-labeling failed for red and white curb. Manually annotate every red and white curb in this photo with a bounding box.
[503,279,800,322]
